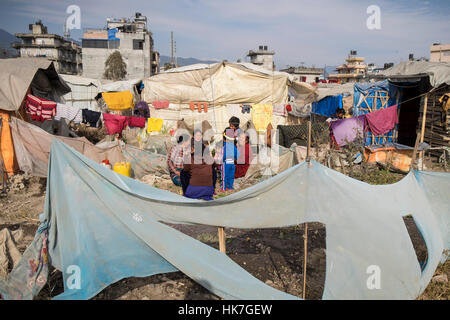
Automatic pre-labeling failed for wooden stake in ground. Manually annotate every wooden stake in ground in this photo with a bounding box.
[218,227,226,253]
[411,133,421,171]
[303,120,312,299]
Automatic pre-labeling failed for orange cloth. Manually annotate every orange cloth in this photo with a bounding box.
[190,102,208,113]
[0,111,16,175]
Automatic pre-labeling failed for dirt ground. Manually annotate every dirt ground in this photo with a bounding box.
[0,162,448,300]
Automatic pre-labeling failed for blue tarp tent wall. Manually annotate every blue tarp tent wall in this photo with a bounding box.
[0,139,448,300]
[312,94,343,117]
[353,80,401,145]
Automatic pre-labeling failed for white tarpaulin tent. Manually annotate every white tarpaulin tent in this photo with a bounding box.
[60,76,143,112]
[142,62,316,133]
[142,62,316,105]
[59,74,102,111]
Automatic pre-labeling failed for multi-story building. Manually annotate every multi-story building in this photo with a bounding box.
[247,45,275,71]
[13,20,82,75]
[82,12,159,79]
[280,66,324,83]
[430,43,450,63]
[328,50,368,83]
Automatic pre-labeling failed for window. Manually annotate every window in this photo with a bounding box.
[133,39,144,50]
[82,39,120,49]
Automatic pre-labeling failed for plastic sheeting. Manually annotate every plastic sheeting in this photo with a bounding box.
[353,80,400,145]
[0,58,70,112]
[121,144,169,179]
[2,139,447,300]
[312,95,343,117]
[380,61,450,88]
[9,117,125,177]
[142,62,316,106]
[59,75,102,112]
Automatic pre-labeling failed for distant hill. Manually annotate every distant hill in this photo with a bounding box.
[0,29,19,58]
[159,55,219,67]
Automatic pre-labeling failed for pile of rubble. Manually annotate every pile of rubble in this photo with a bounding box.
[1,174,29,194]
[139,174,173,189]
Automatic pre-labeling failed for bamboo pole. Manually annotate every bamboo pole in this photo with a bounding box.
[218,227,226,253]
[303,120,312,299]
[419,94,428,170]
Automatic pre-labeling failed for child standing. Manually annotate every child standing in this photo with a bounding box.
[221,127,240,191]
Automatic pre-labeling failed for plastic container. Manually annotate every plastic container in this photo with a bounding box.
[113,162,131,177]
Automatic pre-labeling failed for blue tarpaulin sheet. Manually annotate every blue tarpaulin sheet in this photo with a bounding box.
[0,139,448,300]
[108,28,119,40]
[353,80,400,145]
[312,94,343,117]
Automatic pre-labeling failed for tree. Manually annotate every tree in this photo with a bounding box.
[103,51,127,80]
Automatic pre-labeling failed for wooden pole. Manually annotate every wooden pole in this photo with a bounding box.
[419,94,428,170]
[306,121,312,165]
[411,133,421,171]
[303,120,312,299]
[218,227,226,253]
[302,223,308,299]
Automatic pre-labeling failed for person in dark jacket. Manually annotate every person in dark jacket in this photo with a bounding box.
[183,142,215,201]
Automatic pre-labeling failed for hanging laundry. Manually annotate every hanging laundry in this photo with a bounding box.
[127,116,146,128]
[189,102,208,113]
[82,109,101,128]
[251,104,273,132]
[241,105,251,114]
[330,115,365,147]
[102,91,134,110]
[134,101,150,118]
[25,94,57,122]
[273,104,287,117]
[147,118,164,133]
[102,113,128,137]
[152,101,170,109]
[364,105,398,136]
[0,111,16,175]
[55,103,82,123]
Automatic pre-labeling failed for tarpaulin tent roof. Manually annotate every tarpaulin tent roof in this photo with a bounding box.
[59,74,102,111]
[142,61,316,105]
[0,139,448,300]
[0,58,70,111]
[379,61,450,88]
[99,78,142,93]
[315,83,354,101]
[60,76,142,111]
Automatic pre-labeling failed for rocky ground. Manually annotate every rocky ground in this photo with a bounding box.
[0,161,448,300]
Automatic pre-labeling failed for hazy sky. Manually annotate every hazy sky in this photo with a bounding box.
[1,0,449,69]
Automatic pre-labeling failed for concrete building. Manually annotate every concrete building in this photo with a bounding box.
[82,12,159,80]
[13,20,82,75]
[430,43,450,62]
[280,66,324,83]
[247,45,275,71]
[328,50,368,83]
